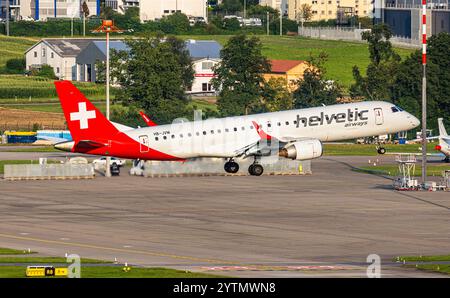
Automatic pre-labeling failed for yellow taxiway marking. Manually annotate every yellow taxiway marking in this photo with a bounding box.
[0,233,236,265]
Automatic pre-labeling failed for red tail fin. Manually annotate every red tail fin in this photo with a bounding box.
[139,111,157,127]
[54,81,118,142]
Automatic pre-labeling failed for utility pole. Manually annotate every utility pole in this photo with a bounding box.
[244,0,246,19]
[6,0,10,36]
[279,9,282,36]
[267,11,269,35]
[93,20,123,178]
[421,0,427,185]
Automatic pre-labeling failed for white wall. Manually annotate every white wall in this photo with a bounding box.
[189,58,220,93]
[140,0,207,22]
[25,42,77,80]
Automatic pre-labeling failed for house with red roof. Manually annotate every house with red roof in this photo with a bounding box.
[264,60,310,91]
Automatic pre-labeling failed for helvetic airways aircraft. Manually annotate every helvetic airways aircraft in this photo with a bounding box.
[54,81,420,176]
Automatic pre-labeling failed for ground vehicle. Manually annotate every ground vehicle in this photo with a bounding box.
[92,157,126,167]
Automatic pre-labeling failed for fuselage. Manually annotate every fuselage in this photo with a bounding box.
[111,101,419,160]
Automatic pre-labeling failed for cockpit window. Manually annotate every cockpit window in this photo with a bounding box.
[391,106,403,113]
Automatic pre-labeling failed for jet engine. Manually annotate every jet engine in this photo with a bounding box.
[279,139,323,160]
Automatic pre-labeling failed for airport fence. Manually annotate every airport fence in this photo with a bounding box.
[298,26,422,49]
[3,164,95,180]
[132,158,312,178]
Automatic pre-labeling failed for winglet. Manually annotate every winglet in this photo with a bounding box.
[252,121,272,141]
[139,111,157,127]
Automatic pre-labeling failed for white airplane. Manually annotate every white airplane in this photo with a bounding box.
[407,118,450,162]
[54,81,420,176]
[435,118,450,162]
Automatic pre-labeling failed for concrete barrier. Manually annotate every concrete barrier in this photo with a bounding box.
[4,164,95,180]
[131,158,312,178]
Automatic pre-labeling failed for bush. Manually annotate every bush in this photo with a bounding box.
[223,18,241,31]
[37,64,56,79]
[6,58,26,73]
[160,12,190,34]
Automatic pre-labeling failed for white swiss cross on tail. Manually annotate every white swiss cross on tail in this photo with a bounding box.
[70,102,96,129]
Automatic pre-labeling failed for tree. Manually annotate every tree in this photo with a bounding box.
[293,52,343,108]
[261,78,293,112]
[212,34,270,116]
[297,4,313,31]
[114,34,194,124]
[350,24,401,101]
[392,33,450,132]
[81,1,90,17]
[221,0,242,13]
[223,17,241,31]
[160,12,190,34]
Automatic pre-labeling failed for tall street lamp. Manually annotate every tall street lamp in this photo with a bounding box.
[93,20,123,178]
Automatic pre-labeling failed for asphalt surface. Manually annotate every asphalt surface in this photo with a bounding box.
[0,155,449,277]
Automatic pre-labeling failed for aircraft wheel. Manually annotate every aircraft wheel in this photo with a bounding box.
[249,164,264,176]
[377,147,386,155]
[224,161,239,174]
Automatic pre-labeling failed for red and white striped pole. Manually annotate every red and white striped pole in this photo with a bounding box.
[421,0,427,184]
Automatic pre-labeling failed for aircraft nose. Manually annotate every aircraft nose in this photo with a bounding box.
[411,115,420,128]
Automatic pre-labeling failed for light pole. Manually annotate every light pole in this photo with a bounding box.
[421,0,427,185]
[93,20,123,178]
[6,0,10,36]
[244,0,246,19]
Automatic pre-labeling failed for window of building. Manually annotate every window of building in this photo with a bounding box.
[202,83,213,92]
[164,10,169,13]
[42,48,46,57]
[202,61,214,70]
[56,67,60,74]
[51,52,54,59]
[34,51,37,57]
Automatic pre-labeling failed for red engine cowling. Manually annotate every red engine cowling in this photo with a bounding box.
[279,139,323,160]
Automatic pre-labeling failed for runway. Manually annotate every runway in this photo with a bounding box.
[0,156,448,277]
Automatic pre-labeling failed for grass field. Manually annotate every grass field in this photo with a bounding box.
[0,248,35,255]
[0,265,220,278]
[397,255,450,275]
[3,146,60,152]
[0,246,220,278]
[0,36,38,73]
[357,165,449,176]
[323,143,438,156]
[181,35,414,88]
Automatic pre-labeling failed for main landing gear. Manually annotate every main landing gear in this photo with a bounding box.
[224,158,264,176]
[224,159,239,174]
[248,163,264,176]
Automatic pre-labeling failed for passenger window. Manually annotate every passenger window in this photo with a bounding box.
[225,128,229,132]
[217,129,221,133]
[196,132,200,136]
[163,136,167,140]
[234,127,237,132]
[277,122,281,126]
[171,135,175,139]
[285,121,289,125]
[210,130,214,134]
[188,133,192,137]
[241,126,245,131]
[180,134,183,138]
[203,131,207,135]
[155,137,159,141]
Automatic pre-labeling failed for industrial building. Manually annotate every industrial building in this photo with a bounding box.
[140,0,208,22]
[103,0,139,14]
[376,0,450,39]
[0,0,100,21]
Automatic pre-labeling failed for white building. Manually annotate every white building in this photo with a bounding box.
[140,0,208,22]
[25,39,100,80]
[104,0,139,14]
[189,57,220,94]
[4,0,100,21]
